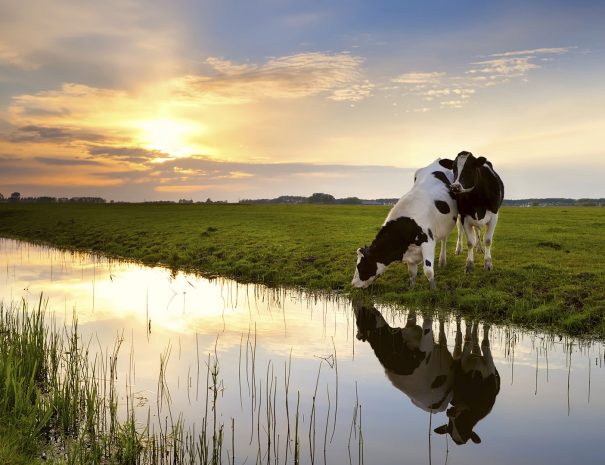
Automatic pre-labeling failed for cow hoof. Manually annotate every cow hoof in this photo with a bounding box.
[455,246,462,256]
[409,278,416,289]
[439,258,447,268]
[484,259,493,271]
[429,279,436,290]
[465,261,474,273]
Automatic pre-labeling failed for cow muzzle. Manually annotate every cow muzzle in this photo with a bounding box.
[450,183,474,194]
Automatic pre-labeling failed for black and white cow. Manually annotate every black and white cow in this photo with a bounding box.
[353,302,454,413]
[352,158,458,290]
[450,151,504,272]
[434,320,500,445]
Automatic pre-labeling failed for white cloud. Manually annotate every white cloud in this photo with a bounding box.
[180,52,372,103]
[392,47,572,110]
[392,72,445,85]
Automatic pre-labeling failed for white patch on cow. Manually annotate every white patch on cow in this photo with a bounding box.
[453,152,470,185]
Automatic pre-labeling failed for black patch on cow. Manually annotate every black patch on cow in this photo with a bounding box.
[434,200,451,214]
[431,375,447,389]
[423,328,431,335]
[432,171,450,187]
[356,253,378,281]
[438,158,454,170]
[425,259,431,267]
[428,228,433,240]
[354,304,426,375]
[362,217,428,272]
[432,171,456,199]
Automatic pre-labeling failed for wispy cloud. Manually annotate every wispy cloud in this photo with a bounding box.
[392,47,573,110]
[177,52,373,103]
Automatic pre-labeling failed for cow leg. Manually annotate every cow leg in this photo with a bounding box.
[462,220,476,273]
[471,321,481,356]
[474,227,484,253]
[483,213,499,271]
[420,317,434,353]
[481,325,496,375]
[455,215,463,255]
[438,318,447,347]
[453,317,463,360]
[420,240,437,289]
[461,321,473,369]
[439,239,447,267]
[408,262,418,289]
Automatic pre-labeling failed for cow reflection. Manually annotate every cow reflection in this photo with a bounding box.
[353,302,454,413]
[434,320,500,444]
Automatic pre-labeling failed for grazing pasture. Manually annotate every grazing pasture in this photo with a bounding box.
[0,203,603,336]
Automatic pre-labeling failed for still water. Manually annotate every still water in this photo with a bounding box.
[1,238,603,465]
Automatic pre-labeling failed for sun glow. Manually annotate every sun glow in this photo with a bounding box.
[135,118,204,158]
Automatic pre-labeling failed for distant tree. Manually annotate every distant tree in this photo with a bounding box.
[308,193,335,204]
[10,192,20,202]
[339,196,362,205]
[0,193,4,200]
[205,198,213,204]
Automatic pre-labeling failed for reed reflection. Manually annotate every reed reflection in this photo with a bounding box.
[354,302,501,445]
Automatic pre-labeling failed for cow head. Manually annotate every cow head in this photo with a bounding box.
[450,151,486,195]
[434,404,482,445]
[351,246,386,288]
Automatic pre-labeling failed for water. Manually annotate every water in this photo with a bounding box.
[1,238,603,464]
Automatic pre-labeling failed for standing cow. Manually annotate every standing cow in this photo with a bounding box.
[353,302,455,413]
[352,158,458,290]
[450,151,504,272]
[434,320,500,445]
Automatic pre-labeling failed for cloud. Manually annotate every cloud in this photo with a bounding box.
[34,156,101,166]
[87,146,170,164]
[392,72,445,85]
[0,41,38,70]
[468,56,539,78]
[6,125,105,143]
[0,0,184,86]
[177,52,373,103]
[391,47,572,110]
[488,47,571,58]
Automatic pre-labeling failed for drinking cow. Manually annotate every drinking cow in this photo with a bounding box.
[352,158,458,290]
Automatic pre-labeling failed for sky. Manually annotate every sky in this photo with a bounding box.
[1,0,604,202]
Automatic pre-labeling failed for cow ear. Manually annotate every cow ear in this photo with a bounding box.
[434,425,448,435]
[470,431,481,444]
[439,158,454,170]
[475,156,487,166]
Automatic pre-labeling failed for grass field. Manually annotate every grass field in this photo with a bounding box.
[0,202,603,337]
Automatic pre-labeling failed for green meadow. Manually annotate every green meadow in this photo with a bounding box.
[0,202,603,337]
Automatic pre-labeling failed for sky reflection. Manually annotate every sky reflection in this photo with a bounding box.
[1,238,604,464]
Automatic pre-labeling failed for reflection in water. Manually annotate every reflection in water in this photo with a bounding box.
[354,302,501,446]
[353,302,454,413]
[1,238,605,464]
[434,321,500,445]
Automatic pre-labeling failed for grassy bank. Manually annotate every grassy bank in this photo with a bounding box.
[0,299,236,464]
[0,203,604,336]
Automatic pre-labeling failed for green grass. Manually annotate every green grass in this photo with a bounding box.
[0,203,604,337]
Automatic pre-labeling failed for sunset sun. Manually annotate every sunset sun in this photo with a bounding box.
[135,118,204,159]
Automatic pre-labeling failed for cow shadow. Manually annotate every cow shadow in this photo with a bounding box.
[353,301,500,444]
